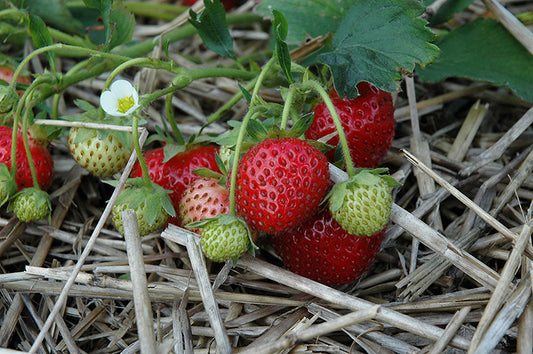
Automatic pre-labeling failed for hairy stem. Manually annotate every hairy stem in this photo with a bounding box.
[304,80,356,177]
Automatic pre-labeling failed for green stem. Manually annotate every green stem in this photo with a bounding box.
[10,76,52,174]
[165,93,185,145]
[250,57,276,107]
[102,57,171,91]
[52,94,60,120]
[229,109,262,215]
[132,114,153,190]
[21,100,40,190]
[279,85,296,131]
[9,43,132,93]
[304,80,356,177]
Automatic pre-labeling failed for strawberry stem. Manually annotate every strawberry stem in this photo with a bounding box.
[228,56,278,215]
[132,114,154,191]
[279,85,296,131]
[228,109,262,216]
[304,80,356,177]
[21,102,40,190]
[165,93,185,145]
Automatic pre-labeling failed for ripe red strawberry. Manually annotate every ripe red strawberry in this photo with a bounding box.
[0,126,53,191]
[179,176,230,234]
[131,145,220,225]
[234,137,330,234]
[305,82,395,168]
[182,0,238,11]
[269,209,385,286]
[0,66,31,97]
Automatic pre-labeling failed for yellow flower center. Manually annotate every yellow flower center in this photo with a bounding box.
[117,96,135,114]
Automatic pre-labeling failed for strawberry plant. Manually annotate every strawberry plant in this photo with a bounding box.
[0,0,531,352]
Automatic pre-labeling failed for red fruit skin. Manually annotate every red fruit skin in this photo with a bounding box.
[0,126,53,191]
[0,67,31,97]
[179,176,230,234]
[131,145,220,225]
[235,137,330,234]
[181,0,238,10]
[269,209,385,286]
[305,82,395,168]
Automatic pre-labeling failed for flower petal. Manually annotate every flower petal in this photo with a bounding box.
[100,90,121,116]
[110,80,135,99]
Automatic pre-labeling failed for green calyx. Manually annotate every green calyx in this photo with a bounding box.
[111,178,176,236]
[328,168,400,236]
[8,187,51,223]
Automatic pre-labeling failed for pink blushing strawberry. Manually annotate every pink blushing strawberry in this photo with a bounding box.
[131,145,220,225]
[179,177,230,234]
[234,137,330,234]
[305,82,395,168]
[269,209,385,286]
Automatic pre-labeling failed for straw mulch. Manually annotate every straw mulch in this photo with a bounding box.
[0,1,532,353]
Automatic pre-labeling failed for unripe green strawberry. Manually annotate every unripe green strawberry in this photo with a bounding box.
[8,187,51,222]
[328,169,399,236]
[193,215,252,262]
[68,127,131,178]
[111,178,175,236]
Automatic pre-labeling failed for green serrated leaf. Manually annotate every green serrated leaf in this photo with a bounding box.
[318,0,440,98]
[28,14,55,70]
[418,18,533,102]
[257,0,354,44]
[189,0,235,59]
[272,10,293,84]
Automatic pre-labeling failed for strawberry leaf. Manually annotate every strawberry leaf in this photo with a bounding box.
[257,0,354,44]
[417,18,533,102]
[84,0,135,52]
[272,10,293,84]
[318,0,440,98]
[189,0,235,59]
[28,14,55,70]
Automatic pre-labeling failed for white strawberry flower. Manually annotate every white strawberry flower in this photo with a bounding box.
[100,80,140,117]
